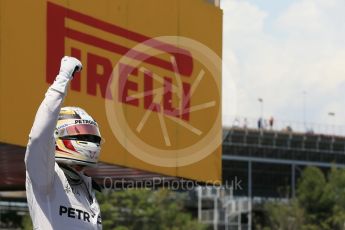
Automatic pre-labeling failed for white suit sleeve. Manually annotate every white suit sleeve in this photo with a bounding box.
[25,56,81,193]
[24,82,68,193]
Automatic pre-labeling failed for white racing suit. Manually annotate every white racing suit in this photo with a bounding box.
[25,71,102,229]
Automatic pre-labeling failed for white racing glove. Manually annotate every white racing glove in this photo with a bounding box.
[50,56,82,94]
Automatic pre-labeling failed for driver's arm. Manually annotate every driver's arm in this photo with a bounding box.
[24,57,82,193]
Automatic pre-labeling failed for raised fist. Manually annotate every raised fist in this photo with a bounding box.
[59,56,82,79]
[50,56,83,94]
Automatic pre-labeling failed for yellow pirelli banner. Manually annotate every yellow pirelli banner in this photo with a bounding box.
[0,0,222,183]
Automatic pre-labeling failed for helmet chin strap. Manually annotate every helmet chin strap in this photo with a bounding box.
[71,165,86,172]
[59,163,83,186]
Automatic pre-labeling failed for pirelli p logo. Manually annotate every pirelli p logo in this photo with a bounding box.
[46,2,221,168]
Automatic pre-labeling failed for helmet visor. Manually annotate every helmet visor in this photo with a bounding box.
[62,124,101,137]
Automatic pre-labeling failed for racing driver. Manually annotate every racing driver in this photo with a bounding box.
[25,56,103,229]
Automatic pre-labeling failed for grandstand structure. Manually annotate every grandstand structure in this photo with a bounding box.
[222,125,345,198]
[196,123,345,230]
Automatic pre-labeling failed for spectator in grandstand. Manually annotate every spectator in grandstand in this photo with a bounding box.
[233,117,240,127]
[243,118,248,129]
[269,116,274,129]
[285,126,293,132]
[258,117,263,129]
[306,128,314,134]
[263,119,268,129]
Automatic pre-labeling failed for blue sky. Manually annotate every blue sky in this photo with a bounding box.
[221,0,345,134]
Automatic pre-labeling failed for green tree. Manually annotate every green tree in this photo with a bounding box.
[22,213,33,230]
[297,167,334,229]
[97,188,205,230]
[326,167,345,229]
[265,199,305,230]
[263,166,345,230]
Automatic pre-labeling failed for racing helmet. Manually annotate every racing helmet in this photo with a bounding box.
[54,107,103,167]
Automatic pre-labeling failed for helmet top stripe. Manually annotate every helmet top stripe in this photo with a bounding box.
[58,113,82,120]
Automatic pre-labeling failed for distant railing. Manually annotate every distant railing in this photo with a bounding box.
[223,116,345,137]
[200,186,233,199]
